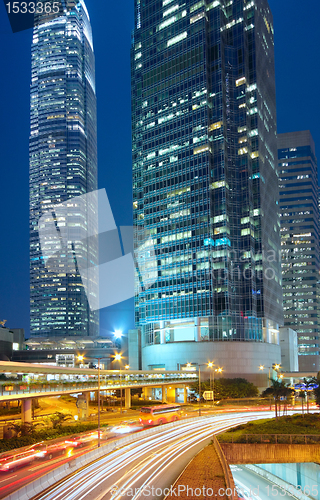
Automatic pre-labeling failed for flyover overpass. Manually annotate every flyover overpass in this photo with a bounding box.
[0,361,197,422]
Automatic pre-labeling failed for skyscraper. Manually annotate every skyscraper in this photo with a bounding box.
[278,131,320,371]
[29,0,99,338]
[132,0,282,376]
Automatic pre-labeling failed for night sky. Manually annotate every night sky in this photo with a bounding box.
[0,0,319,339]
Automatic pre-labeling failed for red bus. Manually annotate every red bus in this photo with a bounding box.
[139,404,182,426]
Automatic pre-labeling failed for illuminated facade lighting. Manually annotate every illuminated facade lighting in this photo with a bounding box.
[29,1,98,338]
[278,130,320,371]
[132,0,282,367]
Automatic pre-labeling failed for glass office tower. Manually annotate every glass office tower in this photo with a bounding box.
[279,131,320,371]
[132,0,283,372]
[29,0,99,337]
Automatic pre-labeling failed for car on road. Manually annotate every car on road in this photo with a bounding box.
[65,431,99,448]
[0,449,36,472]
[110,420,143,435]
[31,440,73,460]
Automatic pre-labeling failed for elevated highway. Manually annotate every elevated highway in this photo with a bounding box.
[0,361,197,421]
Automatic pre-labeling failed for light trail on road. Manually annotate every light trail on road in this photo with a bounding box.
[32,411,277,500]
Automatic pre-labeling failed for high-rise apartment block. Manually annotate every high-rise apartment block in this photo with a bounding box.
[132,0,282,375]
[278,131,320,371]
[29,1,98,338]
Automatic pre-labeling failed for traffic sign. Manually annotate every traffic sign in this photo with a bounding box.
[203,391,214,400]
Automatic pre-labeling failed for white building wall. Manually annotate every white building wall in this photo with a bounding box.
[142,341,281,388]
[279,327,299,372]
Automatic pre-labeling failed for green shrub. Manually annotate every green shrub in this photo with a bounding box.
[0,422,104,454]
[218,414,320,443]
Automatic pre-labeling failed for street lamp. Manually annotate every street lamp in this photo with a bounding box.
[207,363,223,408]
[259,363,281,387]
[95,356,110,448]
[198,362,217,416]
[97,358,101,447]
[208,362,214,408]
[78,355,104,448]
[114,353,123,414]
[259,364,271,387]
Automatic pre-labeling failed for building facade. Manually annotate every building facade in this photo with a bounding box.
[132,0,283,377]
[29,0,98,338]
[278,130,320,371]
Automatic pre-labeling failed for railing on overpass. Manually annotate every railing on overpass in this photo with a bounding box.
[228,434,320,444]
[0,361,197,401]
[0,376,196,399]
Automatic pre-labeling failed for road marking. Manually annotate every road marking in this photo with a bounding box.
[29,458,63,471]
[0,474,17,484]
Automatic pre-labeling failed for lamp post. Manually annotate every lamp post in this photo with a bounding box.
[114,353,123,414]
[198,365,201,416]
[96,356,109,448]
[198,362,218,416]
[259,364,276,387]
[214,367,223,408]
[274,364,281,379]
[98,358,101,447]
[208,362,214,408]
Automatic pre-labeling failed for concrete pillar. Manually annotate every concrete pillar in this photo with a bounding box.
[160,320,166,344]
[184,386,188,404]
[166,386,176,403]
[128,329,140,370]
[125,388,131,409]
[21,399,32,424]
[83,392,90,419]
[142,387,153,400]
[194,318,201,341]
[162,386,167,403]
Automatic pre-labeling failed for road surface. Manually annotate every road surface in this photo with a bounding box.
[26,411,277,500]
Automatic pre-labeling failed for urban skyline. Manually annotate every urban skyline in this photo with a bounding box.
[3,2,316,344]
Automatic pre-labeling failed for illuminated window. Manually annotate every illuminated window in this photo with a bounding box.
[209,121,222,131]
[236,76,246,87]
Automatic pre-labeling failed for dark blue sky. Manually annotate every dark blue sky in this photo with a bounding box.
[0,0,319,338]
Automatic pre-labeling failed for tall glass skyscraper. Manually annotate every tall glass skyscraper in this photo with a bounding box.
[278,131,320,371]
[29,0,99,338]
[132,0,283,375]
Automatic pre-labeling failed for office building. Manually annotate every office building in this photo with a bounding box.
[131,0,282,378]
[278,130,320,371]
[29,0,98,338]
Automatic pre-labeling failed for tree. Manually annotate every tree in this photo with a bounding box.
[298,390,306,416]
[9,422,42,437]
[261,379,293,420]
[313,373,320,408]
[189,377,259,400]
[50,412,73,429]
[302,378,315,414]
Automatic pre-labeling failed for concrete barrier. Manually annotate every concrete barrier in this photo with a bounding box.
[212,436,238,500]
[4,416,207,500]
[220,443,320,464]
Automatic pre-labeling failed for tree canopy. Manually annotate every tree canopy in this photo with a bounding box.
[190,377,259,399]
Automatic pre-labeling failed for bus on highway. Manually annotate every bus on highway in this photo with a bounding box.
[139,404,182,426]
